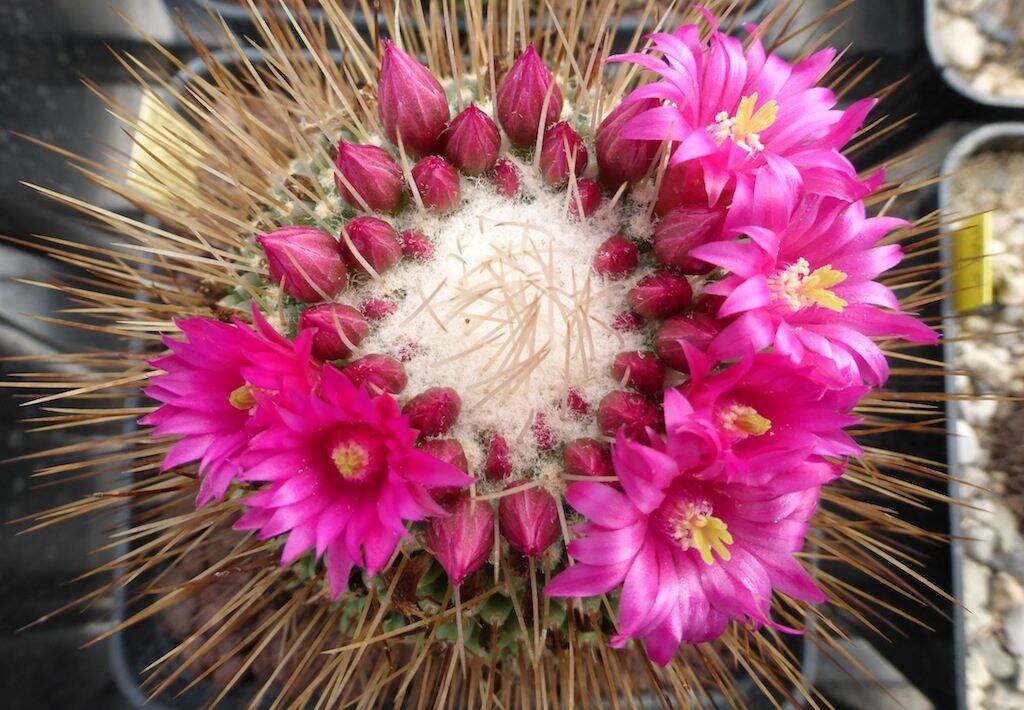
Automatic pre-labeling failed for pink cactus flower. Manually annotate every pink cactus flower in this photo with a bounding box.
[378,39,450,158]
[257,226,348,303]
[142,309,319,506]
[497,45,563,148]
[611,16,876,209]
[691,191,938,386]
[233,366,471,597]
[427,495,495,586]
[443,103,501,175]
[545,387,828,664]
[334,140,405,213]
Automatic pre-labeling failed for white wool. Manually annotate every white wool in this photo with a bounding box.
[351,157,647,471]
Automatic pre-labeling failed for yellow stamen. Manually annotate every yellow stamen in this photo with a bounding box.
[708,92,779,154]
[670,500,734,565]
[770,257,848,312]
[228,384,256,410]
[332,443,368,479]
[720,403,772,437]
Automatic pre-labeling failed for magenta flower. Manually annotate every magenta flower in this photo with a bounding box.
[546,387,827,664]
[233,367,471,597]
[142,309,318,506]
[611,16,875,208]
[691,192,937,386]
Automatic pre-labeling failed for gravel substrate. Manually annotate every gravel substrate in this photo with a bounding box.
[934,1,1024,99]
[950,150,1024,709]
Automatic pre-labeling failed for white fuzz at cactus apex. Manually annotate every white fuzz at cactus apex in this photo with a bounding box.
[354,158,647,467]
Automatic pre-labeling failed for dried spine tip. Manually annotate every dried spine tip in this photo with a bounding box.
[496,44,563,148]
[257,226,348,303]
[334,140,405,213]
[342,353,408,394]
[377,39,450,158]
[300,304,368,360]
[344,216,403,275]
[443,104,501,175]
[403,387,462,437]
[412,156,461,214]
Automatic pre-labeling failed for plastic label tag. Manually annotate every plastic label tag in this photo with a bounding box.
[952,211,993,314]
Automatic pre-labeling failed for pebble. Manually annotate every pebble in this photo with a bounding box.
[936,1,1024,98]
[977,634,1017,680]
[1004,603,1024,657]
[937,14,986,71]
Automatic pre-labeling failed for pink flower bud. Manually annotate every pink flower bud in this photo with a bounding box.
[299,303,368,360]
[484,434,512,482]
[533,413,554,451]
[412,156,461,214]
[611,351,665,396]
[403,387,461,437]
[443,104,500,175]
[692,293,727,315]
[360,298,398,321]
[427,495,495,586]
[654,313,719,371]
[593,235,637,280]
[399,229,435,261]
[496,45,563,148]
[655,162,715,217]
[342,353,408,394]
[597,390,660,439]
[420,439,469,505]
[498,485,559,558]
[568,178,603,220]
[652,206,724,274]
[611,311,644,333]
[378,39,450,158]
[491,158,521,198]
[628,270,692,319]
[539,122,587,185]
[258,227,347,303]
[343,216,402,275]
[566,388,590,417]
[334,140,405,213]
[596,98,660,187]
[563,438,612,478]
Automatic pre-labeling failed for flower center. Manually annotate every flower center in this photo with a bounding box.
[228,384,257,410]
[718,403,771,438]
[328,425,386,483]
[707,93,778,155]
[665,498,733,565]
[768,257,848,312]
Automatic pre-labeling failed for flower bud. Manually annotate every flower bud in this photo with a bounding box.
[596,98,660,187]
[611,351,665,396]
[343,216,402,275]
[652,206,724,274]
[399,229,435,261]
[299,303,368,360]
[628,270,692,319]
[610,311,644,333]
[593,235,637,280]
[491,158,520,198]
[654,313,719,371]
[566,388,590,417]
[421,439,470,505]
[403,387,461,437]
[498,485,559,558]
[412,156,461,214]
[427,495,495,586]
[360,298,398,321]
[334,140,405,213]
[540,122,587,185]
[563,438,612,478]
[342,353,408,394]
[533,413,554,451]
[569,178,603,220]
[258,227,348,303]
[443,104,501,175]
[484,434,512,481]
[496,45,563,148]
[597,390,660,439]
[378,39,450,158]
